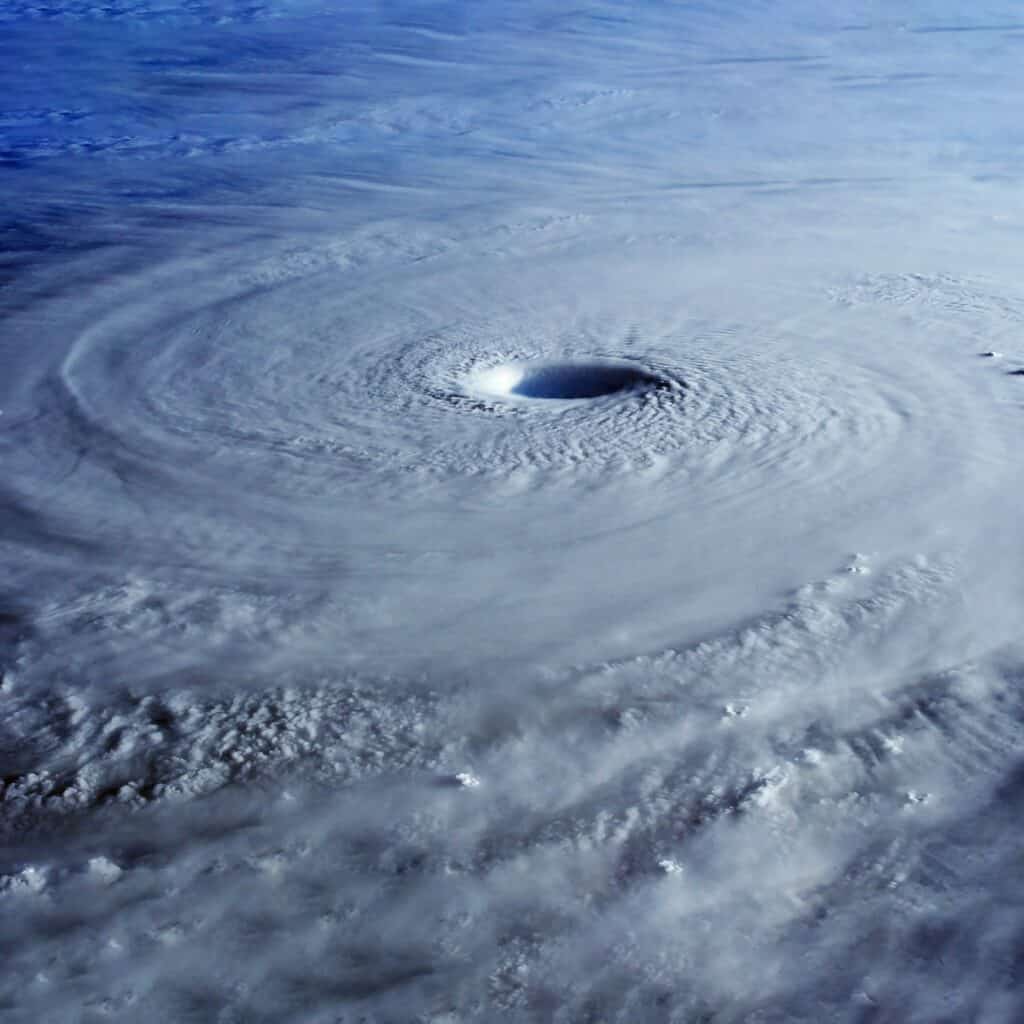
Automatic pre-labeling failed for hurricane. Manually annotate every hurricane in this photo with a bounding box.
[4,2,1024,1022]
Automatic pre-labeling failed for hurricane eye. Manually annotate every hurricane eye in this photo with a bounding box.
[469,359,660,402]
